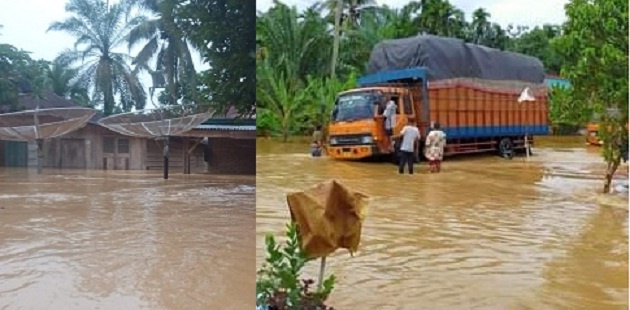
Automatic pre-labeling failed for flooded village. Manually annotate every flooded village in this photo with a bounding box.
[0,0,256,309]
[255,0,628,309]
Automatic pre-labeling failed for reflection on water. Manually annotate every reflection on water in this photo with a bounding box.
[0,169,255,310]
[256,137,628,309]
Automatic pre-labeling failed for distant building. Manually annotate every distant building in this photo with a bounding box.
[544,77,571,89]
[0,92,255,175]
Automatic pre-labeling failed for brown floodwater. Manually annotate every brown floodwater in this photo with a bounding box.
[256,137,628,310]
[0,169,255,310]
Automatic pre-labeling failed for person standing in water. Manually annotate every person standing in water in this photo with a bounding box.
[398,123,421,174]
[424,122,447,173]
[383,97,397,151]
[311,125,323,157]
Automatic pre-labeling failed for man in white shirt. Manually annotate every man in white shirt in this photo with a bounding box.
[383,97,397,151]
[398,124,421,174]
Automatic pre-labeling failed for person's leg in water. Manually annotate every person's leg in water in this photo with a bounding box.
[398,151,407,174]
[406,151,414,174]
[436,160,441,173]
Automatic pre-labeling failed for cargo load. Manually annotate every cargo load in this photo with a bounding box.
[367,35,546,84]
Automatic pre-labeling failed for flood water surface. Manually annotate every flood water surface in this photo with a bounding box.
[256,137,628,310]
[0,169,255,310]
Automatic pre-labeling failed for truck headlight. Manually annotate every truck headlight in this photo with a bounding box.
[329,137,338,145]
[361,136,373,144]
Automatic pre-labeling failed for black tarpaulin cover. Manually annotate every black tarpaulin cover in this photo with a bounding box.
[367,35,545,83]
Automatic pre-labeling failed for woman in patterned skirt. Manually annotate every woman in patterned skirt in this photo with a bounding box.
[424,122,447,173]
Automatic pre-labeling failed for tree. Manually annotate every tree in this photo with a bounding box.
[177,0,255,117]
[553,0,628,193]
[128,0,198,105]
[509,24,563,74]
[257,60,308,141]
[48,0,147,115]
[46,58,91,105]
[0,44,33,110]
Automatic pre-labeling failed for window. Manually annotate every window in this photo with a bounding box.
[103,137,115,153]
[117,139,130,154]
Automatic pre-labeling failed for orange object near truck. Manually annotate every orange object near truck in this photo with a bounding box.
[327,68,550,161]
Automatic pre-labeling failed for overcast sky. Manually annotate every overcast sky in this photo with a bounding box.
[0,0,207,106]
[0,0,568,100]
[256,0,570,29]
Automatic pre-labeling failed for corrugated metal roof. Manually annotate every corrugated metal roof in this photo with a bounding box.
[194,124,256,131]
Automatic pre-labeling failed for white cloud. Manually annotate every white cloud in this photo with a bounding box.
[256,0,569,29]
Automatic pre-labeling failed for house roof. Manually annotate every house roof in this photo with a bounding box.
[195,124,256,131]
[10,91,80,110]
[199,106,256,128]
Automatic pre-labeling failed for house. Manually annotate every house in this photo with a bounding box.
[0,92,255,175]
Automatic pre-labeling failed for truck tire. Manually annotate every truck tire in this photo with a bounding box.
[498,138,514,159]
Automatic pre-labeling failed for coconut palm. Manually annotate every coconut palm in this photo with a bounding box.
[470,8,491,44]
[48,0,147,115]
[128,0,197,105]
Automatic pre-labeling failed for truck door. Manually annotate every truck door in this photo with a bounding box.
[409,83,429,138]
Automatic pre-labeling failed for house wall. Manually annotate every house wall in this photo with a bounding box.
[3,125,255,175]
[27,124,148,170]
[206,137,255,175]
[145,137,207,173]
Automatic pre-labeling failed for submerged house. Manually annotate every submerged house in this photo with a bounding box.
[0,92,255,175]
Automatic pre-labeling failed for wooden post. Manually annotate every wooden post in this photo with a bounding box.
[163,137,169,180]
[36,139,43,174]
[183,137,190,174]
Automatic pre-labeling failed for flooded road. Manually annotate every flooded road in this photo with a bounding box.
[256,137,628,310]
[0,169,255,310]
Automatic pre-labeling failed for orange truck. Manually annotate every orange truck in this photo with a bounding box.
[326,35,550,161]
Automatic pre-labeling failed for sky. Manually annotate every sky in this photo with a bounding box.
[0,0,568,103]
[0,0,207,106]
[256,0,570,30]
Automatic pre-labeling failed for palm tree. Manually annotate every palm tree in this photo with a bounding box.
[128,0,197,105]
[418,0,466,37]
[470,8,491,44]
[46,58,91,105]
[256,3,331,83]
[48,0,147,115]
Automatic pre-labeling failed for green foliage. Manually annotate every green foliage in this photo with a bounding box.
[129,0,198,106]
[48,0,147,115]
[552,0,628,192]
[548,85,592,127]
[256,222,335,309]
[509,25,563,74]
[0,44,34,109]
[46,58,91,106]
[257,0,566,139]
[177,0,255,117]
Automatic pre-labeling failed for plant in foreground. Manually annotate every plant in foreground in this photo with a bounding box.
[256,222,335,310]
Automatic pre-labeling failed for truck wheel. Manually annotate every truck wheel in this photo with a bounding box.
[498,138,514,159]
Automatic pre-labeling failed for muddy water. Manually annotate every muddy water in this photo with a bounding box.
[256,137,628,310]
[0,169,255,310]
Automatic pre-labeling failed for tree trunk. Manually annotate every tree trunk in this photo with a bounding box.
[282,129,288,142]
[330,0,343,79]
[603,158,621,193]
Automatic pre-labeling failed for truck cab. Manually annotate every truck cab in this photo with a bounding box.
[327,68,429,160]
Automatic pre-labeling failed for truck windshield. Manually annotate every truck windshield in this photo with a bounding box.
[332,92,379,122]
